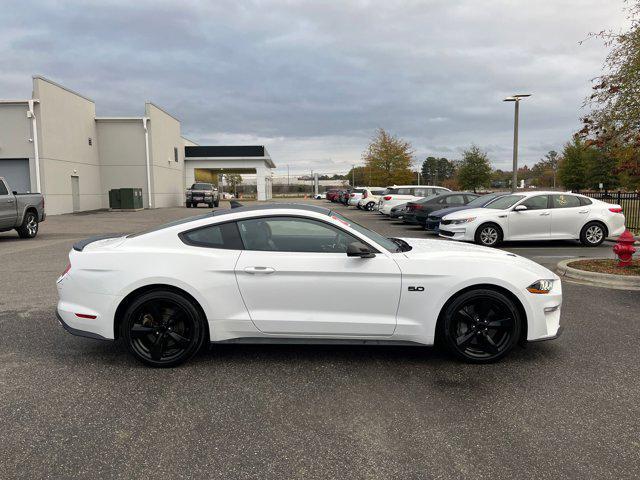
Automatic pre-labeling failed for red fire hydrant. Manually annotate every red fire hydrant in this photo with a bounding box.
[612,229,637,267]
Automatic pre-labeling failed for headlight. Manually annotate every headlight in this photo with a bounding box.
[186,191,192,196]
[527,279,555,294]
[450,217,476,225]
[204,192,212,196]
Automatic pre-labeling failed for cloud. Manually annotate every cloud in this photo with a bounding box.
[0,0,629,174]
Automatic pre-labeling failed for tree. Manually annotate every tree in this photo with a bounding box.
[221,173,242,195]
[530,150,560,188]
[421,157,456,185]
[457,145,492,192]
[362,129,414,186]
[345,166,369,186]
[579,1,640,189]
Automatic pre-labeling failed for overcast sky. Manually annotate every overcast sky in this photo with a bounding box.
[0,0,629,175]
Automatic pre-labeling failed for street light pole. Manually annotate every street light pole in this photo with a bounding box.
[504,94,531,192]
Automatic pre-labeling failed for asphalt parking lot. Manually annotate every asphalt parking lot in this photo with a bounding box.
[1,200,638,479]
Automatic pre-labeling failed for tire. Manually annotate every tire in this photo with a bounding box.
[208,202,214,208]
[214,200,219,207]
[366,202,375,211]
[474,223,503,247]
[186,202,192,208]
[580,221,606,247]
[356,204,362,210]
[121,290,206,368]
[16,211,38,239]
[441,289,522,363]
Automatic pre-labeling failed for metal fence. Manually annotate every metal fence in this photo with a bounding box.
[577,190,640,233]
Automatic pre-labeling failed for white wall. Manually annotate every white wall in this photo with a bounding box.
[33,76,103,214]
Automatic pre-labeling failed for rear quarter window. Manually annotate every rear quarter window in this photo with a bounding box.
[179,222,243,249]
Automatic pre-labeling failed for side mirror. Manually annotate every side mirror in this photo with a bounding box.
[347,241,376,258]
[514,205,527,212]
[12,191,18,195]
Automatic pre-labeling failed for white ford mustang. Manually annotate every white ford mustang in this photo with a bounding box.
[56,203,562,367]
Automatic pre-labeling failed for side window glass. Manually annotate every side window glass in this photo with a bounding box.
[579,196,592,206]
[552,194,580,209]
[180,222,243,249]
[445,195,465,205]
[237,217,359,253]
[0,182,7,195]
[521,195,549,210]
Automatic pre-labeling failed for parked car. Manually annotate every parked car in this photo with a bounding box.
[389,202,409,219]
[378,185,451,215]
[57,203,562,367]
[403,192,479,225]
[186,183,220,208]
[439,191,626,247]
[357,188,387,211]
[325,189,341,202]
[339,189,351,205]
[313,193,326,200]
[347,187,383,208]
[425,193,508,234]
[0,176,45,239]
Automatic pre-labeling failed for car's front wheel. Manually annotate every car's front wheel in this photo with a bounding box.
[441,289,522,363]
[121,290,206,367]
[475,223,502,247]
[16,211,39,238]
[214,200,219,207]
[580,222,606,247]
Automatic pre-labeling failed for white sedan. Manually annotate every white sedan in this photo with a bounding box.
[57,203,562,367]
[439,191,625,247]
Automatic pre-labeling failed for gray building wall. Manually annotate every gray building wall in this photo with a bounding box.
[96,119,150,207]
[146,103,184,208]
[0,102,38,193]
[33,76,103,214]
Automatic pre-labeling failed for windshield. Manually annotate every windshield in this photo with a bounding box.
[329,211,404,252]
[467,193,502,207]
[484,194,524,210]
[191,183,213,190]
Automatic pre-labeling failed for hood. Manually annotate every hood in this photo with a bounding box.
[428,205,474,219]
[399,237,557,279]
[442,207,502,220]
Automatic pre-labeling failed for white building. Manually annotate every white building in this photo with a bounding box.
[0,75,275,214]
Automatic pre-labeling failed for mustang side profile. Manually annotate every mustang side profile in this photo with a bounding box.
[57,203,562,367]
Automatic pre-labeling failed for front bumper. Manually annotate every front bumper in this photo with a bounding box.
[438,225,475,241]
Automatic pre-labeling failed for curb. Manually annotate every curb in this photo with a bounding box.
[557,258,640,290]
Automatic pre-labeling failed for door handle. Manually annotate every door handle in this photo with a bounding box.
[244,266,275,274]
[7,199,14,203]
[579,210,589,214]
[539,211,550,216]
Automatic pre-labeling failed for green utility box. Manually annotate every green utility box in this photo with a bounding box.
[109,188,143,211]
[108,189,121,209]
[119,188,144,210]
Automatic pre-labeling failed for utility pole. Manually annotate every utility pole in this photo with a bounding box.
[352,164,355,187]
[503,94,531,192]
[287,165,290,186]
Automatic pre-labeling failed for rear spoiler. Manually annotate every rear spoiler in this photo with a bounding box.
[73,233,125,252]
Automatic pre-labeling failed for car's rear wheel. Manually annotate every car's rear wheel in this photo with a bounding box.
[16,211,38,238]
[475,223,502,247]
[442,289,522,363]
[366,202,375,211]
[121,290,206,367]
[214,200,219,207]
[580,222,606,247]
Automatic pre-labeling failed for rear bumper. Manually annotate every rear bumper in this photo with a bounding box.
[56,310,110,341]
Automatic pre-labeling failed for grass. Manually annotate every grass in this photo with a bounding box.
[568,259,640,276]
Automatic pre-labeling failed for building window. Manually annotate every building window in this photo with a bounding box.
[174,147,179,163]
[88,137,92,146]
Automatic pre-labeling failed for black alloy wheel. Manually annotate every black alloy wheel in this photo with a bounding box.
[366,202,375,211]
[122,290,205,367]
[442,289,521,363]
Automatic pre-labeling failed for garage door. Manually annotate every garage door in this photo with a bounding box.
[0,159,31,193]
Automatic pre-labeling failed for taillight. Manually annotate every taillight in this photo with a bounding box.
[609,207,623,213]
[61,263,71,277]
[384,196,392,201]
[350,193,355,197]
